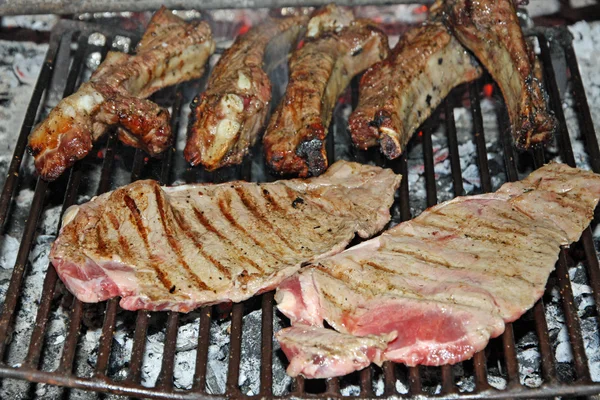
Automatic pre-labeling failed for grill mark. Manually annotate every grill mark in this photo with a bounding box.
[387,246,535,286]
[234,186,297,251]
[105,209,132,259]
[154,186,210,291]
[96,221,108,254]
[361,260,398,276]
[217,193,285,260]
[172,208,232,279]
[434,209,530,237]
[123,194,173,291]
[262,188,283,212]
[313,265,381,296]
[191,206,265,274]
[321,289,348,311]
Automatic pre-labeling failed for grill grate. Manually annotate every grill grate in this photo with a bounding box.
[0,14,600,400]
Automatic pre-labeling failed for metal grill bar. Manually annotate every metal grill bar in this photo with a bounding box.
[226,302,245,395]
[0,179,48,362]
[0,32,61,231]
[444,99,464,197]
[359,367,372,396]
[158,312,180,390]
[193,306,213,392]
[408,366,422,395]
[261,292,275,397]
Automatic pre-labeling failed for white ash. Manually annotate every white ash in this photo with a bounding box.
[1,15,58,31]
[517,331,543,387]
[0,40,47,185]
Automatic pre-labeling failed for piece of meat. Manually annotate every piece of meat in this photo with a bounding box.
[28,8,215,181]
[442,0,557,148]
[263,19,389,177]
[185,16,307,171]
[276,324,396,378]
[50,161,401,313]
[304,4,354,38]
[348,21,481,159]
[275,163,600,378]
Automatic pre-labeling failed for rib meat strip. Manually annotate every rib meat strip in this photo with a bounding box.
[348,20,481,159]
[28,7,215,181]
[275,163,600,378]
[185,15,308,171]
[263,18,389,177]
[50,161,400,313]
[441,0,557,148]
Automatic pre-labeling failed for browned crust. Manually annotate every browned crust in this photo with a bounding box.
[264,21,389,177]
[443,0,557,148]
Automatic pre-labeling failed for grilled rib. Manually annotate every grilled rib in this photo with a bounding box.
[275,163,600,378]
[349,21,481,159]
[28,7,215,181]
[185,16,308,171]
[442,0,557,148]
[263,19,389,177]
[50,161,401,313]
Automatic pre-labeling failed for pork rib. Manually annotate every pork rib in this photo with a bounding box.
[275,163,600,378]
[442,0,557,148]
[185,16,307,170]
[348,21,481,159]
[28,7,215,181]
[263,19,389,177]
[50,161,401,312]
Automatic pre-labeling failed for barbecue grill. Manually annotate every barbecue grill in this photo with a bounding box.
[0,3,600,399]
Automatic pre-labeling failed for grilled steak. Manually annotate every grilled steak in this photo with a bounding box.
[263,19,389,177]
[441,0,557,148]
[185,16,307,171]
[50,161,401,312]
[28,7,215,181]
[348,21,481,159]
[275,163,600,378]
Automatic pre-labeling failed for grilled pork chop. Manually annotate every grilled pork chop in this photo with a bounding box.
[275,163,600,378]
[28,8,215,181]
[185,16,308,170]
[263,19,389,177]
[441,0,557,148]
[50,161,400,312]
[348,21,481,159]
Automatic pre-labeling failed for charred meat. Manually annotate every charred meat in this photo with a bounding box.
[349,21,481,159]
[264,19,389,177]
[28,7,215,181]
[185,16,307,170]
[276,163,600,378]
[50,161,400,313]
[442,0,557,148]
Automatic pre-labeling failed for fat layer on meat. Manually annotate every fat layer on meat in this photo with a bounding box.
[275,163,600,378]
[185,16,307,171]
[348,21,481,159]
[263,18,389,177]
[28,7,215,181]
[50,161,401,312]
[441,0,557,148]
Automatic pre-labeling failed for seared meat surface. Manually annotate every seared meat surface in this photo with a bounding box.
[349,21,481,159]
[50,161,400,312]
[185,16,307,170]
[276,163,600,378]
[28,7,215,181]
[442,0,557,148]
[263,18,389,177]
